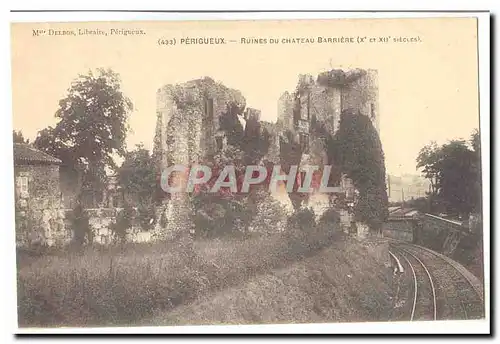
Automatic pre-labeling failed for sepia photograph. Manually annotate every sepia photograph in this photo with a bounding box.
[8,13,489,334]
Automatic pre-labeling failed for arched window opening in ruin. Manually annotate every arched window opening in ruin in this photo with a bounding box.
[299,133,309,154]
[215,136,224,151]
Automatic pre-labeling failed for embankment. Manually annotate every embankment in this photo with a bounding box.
[383,214,483,281]
[414,214,484,281]
[144,238,393,325]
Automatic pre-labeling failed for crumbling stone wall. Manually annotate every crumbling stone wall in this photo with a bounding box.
[154,78,247,238]
[64,207,156,245]
[15,164,68,247]
[341,69,379,132]
[276,68,379,227]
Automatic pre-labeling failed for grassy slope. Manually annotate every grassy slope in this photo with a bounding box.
[144,238,393,326]
[17,230,340,327]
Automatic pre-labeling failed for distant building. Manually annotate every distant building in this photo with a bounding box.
[13,144,68,246]
[386,174,431,203]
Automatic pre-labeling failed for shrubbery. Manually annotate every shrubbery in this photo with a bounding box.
[191,194,249,239]
[137,203,156,231]
[70,202,92,246]
[332,109,389,232]
[110,204,135,243]
[318,208,341,229]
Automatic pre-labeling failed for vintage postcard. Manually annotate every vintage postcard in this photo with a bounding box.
[9,13,489,334]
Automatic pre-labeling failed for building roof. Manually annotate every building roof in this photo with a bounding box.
[389,207,420,217]
[13,143,62,165]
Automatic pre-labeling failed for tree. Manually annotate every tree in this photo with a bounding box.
[416,130,481,218]
[117,144,157,206]
[416,141,441,195]
[69,202,92,246]
[279,130,307,211]
[117,144,158,231]
[110,203,135,243]
[34,68,133,190]
[334,109,389,232]
[219,102,245,147]
[13,130,29,144]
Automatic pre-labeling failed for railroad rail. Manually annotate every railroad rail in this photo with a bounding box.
[389,241,484,320]
[389,246,437,321]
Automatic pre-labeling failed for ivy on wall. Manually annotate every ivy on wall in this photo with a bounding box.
[334,109,389,230]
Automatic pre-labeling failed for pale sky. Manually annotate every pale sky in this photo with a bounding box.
[11,18,479,175]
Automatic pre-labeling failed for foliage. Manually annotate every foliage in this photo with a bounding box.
[159,208,168,228]
[416,132,481,217]
[416,141,441,194]
[278,130,307,211]
[13,130,30,144]
[219,102,245,147]
[190,145,252,237]
[471,129,481,157]
[17,229,341,327]
[192,106,271,236]
[318,208,341,228]
[242,115,270,165]
[110,204,135,243]
[70,203,92,246]
[390,197,431,214]
[218,103,270,165]
[334,109,389,230]
[287,207,317,233]
[33,68,133,189]
[137,203,156,231]
[246,187,289,233]
[191,194,249,238]
[317,69,348,87]
[117,144,157,205]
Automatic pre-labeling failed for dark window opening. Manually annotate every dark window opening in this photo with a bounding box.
[299,133,309,154]
[205,98,214,120]
[293,97,301,125]
[307,92,311,120]
[215,137,223,151]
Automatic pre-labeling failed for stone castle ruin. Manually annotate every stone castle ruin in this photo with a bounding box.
[14,69,380,247]
[153,69,379,238]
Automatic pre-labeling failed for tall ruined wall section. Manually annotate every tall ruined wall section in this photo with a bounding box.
[341,69,379,133]
[153,77,247,238]
[155,77,246,167]
[15,165,68,247]
[277,91,294,134]
[273,68,380,221]
[275,69,380,167]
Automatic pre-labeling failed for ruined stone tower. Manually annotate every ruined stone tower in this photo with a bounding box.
[153,77,246,237]
[273,68,380,218]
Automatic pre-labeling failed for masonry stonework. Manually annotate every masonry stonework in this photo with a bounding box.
[154,77,247,238]
[153,69,380,238]
[15,164,68,247]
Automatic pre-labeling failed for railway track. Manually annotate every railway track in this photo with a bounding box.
[389,241,484,321]
[390,246,437,321]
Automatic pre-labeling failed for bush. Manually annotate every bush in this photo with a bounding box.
[287,207,316,233]
[110,204,135,243]
[137,203,156,231]
[159,208,168,228]
[70,202,92,246]
[318,208,341,229]
[334,110,389,230]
